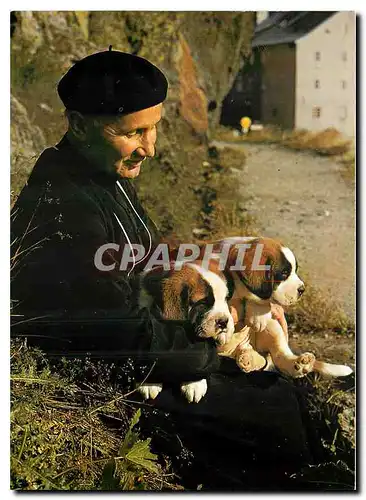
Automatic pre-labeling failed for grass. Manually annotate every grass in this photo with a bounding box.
[11,153,39,207]
[10,340,182,491]
[289,373,355,490]
[287,272,354,337]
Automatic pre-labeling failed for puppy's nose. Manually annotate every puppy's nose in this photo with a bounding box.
[298,284,305,296]
[216,317,229,329]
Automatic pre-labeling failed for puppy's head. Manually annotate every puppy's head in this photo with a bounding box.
[223,237,305,306]
[140,260,234,345]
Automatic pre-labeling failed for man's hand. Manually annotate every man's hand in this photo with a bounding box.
[271,304,288,339]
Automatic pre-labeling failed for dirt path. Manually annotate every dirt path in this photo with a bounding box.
[213,141,355,321]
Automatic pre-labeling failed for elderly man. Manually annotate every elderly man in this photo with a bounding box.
[11,49,313,488]
[11,48,222,382]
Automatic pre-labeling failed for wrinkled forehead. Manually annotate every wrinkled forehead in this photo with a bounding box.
[108,103,163,130]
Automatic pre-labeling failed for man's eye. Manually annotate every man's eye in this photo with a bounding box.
[126,129,142,138]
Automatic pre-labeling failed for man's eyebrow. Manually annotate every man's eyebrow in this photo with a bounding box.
[115,117,162,132]
[135,118,162,129]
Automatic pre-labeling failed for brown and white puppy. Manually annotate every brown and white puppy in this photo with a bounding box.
[205,236,352,379]
[138,259,235,403]
[138,236,352,403]
[199,236,305,332]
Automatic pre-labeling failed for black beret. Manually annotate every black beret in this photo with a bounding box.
[57,49,168,115]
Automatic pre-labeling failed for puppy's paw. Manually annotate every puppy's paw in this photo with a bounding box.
[291,352,316,378]
[181,379,207,403]
[236,347,267,373]
[138,383,163,400]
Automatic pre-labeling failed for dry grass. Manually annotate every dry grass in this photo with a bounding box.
[287,272,354,337]
[214,124,283,144]
[11,153,38,206]
[214,125,353,159]
[282,128,352,157]
[291,372,355,488]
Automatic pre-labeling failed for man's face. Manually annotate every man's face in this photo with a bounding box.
[84,103,162,178]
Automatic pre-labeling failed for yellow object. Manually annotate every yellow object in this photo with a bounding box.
[240,116,252,131]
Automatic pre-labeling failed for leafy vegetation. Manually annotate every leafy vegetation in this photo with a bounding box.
[10,340,181,491]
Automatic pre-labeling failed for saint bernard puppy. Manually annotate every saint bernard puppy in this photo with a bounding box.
[207,236,353,379]
[138,258,235,403]
[137,236,352,403]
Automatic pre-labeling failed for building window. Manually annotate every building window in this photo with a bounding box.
[315,79,320,89]
[312,106,321,118]
[272,107,278,117]
[342,80,347,89]
[342,51,347,61]
[339,106,347,121]
[315,51,321,61]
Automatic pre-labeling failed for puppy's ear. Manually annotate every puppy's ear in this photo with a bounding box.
[228,239,276,300]
[140,267,167,313]
[162,276,192,320]
[223,269,235,300]
[240,255,274,300]
[261,256,275,299]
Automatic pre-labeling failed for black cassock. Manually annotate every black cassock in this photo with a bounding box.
[11,136,316,489]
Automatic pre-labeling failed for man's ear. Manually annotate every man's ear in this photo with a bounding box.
[66,110,89,141]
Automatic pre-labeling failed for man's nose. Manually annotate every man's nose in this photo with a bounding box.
[138,132,156,158]
[298,284,305,296]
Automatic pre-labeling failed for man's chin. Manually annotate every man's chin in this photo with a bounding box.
[118,163,142,178]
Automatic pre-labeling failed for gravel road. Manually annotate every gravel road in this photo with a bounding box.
[213,141,355,321]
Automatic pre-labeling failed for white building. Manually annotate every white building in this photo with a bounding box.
[252,11,356,137]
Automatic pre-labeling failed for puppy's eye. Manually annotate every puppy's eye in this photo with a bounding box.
[274,270,288,282]
[192,298,209,307]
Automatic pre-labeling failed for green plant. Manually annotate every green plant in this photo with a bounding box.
[100,409,159,490]
[10,340,179,491]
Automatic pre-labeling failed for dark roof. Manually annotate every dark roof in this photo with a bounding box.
[252,11,337,47]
